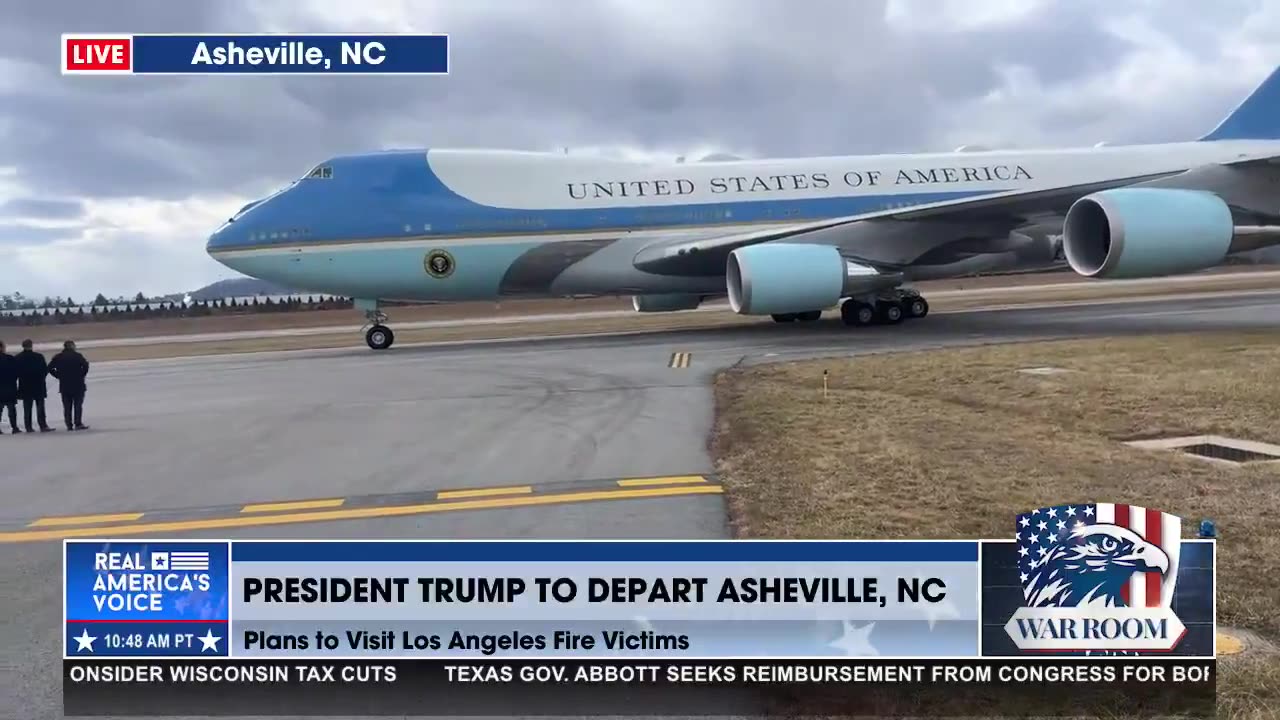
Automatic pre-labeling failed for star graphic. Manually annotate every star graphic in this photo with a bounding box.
[1066,506,1077,517]
[828,620,877,656]
[920,599,960,631]
[74,628,97,652]
[1047,508,1058,519]
[1037,520,1048,531]
[1084,506,1095,517]
[1019,516,1030,528]
[198,629,221,652]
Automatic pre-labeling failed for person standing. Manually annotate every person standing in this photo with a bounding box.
[15,339,54,433]
[0,341,19,434]
[48,340,90,431]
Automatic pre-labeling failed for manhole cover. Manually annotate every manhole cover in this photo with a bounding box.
[1017,366,1073,376]
[1126,435,1280,466]
[1181,443,1280,464]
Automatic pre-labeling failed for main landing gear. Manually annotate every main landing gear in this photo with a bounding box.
[363,307,396,350]
[839,288,929,328]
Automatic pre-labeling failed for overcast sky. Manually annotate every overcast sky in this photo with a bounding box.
[1,0,1278,299]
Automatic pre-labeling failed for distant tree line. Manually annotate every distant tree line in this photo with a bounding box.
[0,294,357,327]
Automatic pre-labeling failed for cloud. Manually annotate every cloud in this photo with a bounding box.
[0,197,85,220]
[0,0,1277,297]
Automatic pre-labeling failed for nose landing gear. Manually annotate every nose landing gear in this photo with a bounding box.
[360,304,396,350]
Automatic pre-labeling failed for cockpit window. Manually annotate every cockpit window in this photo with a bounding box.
[306,165,334,180]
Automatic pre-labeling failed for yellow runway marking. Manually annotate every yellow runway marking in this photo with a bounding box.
[668,351,691,369]
[0,485,724,543]
[241,498,345,513]
[616,475,707,487]
[28,512,145,528]
[437,485,533,499]
[1217,632,1245,656]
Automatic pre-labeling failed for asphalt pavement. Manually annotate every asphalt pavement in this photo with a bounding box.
[3,288,1279,719]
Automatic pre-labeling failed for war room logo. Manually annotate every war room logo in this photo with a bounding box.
[1004,503,1186,653]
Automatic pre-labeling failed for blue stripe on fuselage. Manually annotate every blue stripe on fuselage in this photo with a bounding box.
[207,151,1007,252]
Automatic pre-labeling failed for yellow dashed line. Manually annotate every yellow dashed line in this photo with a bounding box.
[616,475,708,487]
[28,512,145,528]
[437,485,533,500]
[241,498,346,514]
[0,485,724,543]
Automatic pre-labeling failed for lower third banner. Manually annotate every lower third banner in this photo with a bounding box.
[64,658,1215,717]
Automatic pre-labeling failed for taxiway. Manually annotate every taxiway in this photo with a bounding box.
[2,288,1279,718]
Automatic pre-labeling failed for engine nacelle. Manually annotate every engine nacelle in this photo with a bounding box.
[726,243,899,315]
[631,293,702,312]
[1062,188,1234,279]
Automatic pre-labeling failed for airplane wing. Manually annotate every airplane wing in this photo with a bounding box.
[630,170,1185,276]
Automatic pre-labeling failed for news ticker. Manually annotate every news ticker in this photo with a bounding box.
[63,658,1216,717]
[64,537,1216,662]
[61,34,448,75]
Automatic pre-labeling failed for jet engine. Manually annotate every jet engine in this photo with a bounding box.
[632,293,703,312]
[726,243,900,315]
[1062,188,1236,278]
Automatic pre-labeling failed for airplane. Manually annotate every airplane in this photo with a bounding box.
[207,65,1280,350]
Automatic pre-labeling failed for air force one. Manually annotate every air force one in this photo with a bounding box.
[207,66,1280,350]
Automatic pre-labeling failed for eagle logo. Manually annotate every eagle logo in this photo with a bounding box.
[1005,503,1187,654]
[1024,524,1170,608]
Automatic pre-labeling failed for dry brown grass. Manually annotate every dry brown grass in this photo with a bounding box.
[711,331,1280,718]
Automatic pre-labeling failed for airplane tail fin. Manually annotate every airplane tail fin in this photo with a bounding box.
[1200,65,1280,141]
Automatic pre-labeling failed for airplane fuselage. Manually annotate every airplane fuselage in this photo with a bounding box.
[204,140,1280,303]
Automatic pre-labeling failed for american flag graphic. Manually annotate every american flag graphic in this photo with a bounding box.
[1016,503,1182,609]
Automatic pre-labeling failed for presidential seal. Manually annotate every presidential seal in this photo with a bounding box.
[424,249,455,278]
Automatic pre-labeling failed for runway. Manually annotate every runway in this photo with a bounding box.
[2,288,1280,718]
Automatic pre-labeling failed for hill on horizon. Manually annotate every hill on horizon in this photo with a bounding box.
[181,277,304,300]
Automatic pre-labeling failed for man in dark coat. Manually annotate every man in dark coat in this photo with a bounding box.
[48,340,90,431]
[15,339,54,433]
[0,341,19,434]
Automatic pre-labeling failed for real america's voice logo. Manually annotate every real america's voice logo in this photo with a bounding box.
[1004,503,1186,653]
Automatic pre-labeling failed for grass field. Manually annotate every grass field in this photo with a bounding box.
[711,331,1280,718]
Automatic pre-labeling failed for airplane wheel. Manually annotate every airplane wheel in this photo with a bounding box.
[772,313,797,323]
[877,302,904,325]
[366,325,395,350]
[841,301,875,327]
[796,310,822,322]
[904,296,929,319]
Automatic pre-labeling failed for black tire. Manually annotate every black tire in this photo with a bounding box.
[771,313,797,323]
[904,297,929,319]
[841,301,875,327]
[877,302,904,325]
[797,310,822,322]
[366,325,395,350]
